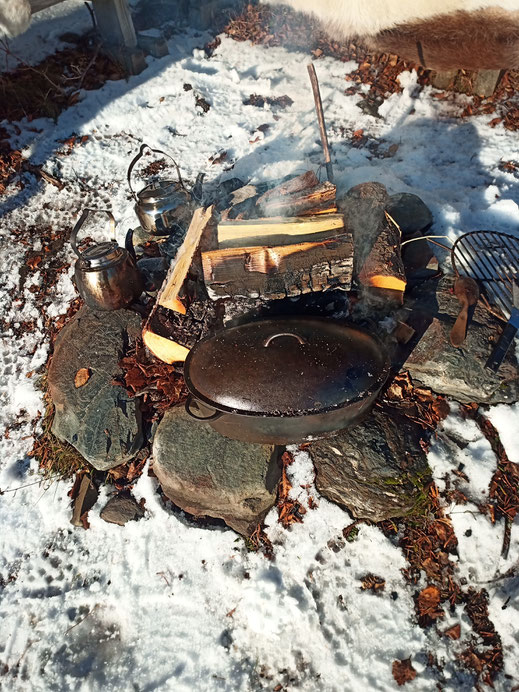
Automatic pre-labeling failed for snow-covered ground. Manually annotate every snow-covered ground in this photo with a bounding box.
[0,4,518,690]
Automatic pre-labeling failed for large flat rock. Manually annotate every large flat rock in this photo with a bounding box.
[152,406,281,535]
[398,277,519,404]
[310,409,430,522]
[48,306,143,471]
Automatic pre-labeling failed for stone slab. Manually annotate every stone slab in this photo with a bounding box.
[310,408,430,522]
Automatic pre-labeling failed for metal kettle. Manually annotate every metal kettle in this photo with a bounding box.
[127,143,204,236]
[72,208,143,311]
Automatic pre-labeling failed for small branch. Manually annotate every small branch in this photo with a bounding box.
[77,42,100,90]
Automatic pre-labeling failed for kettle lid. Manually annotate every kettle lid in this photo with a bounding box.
[80,241,124,268]
[137,180,184,204]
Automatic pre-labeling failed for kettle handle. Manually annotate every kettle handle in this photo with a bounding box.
[71,208,116,257]
[127,143,186,201]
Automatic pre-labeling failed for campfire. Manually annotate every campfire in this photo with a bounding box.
[44,66,519,544]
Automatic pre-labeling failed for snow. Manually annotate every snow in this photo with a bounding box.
[1,3,519,690]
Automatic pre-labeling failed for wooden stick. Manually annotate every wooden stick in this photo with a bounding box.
[307,63,334,183]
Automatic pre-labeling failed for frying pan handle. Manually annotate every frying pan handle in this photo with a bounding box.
[185,395,223,421]
[485,322,518,372]
[263,332,306,347]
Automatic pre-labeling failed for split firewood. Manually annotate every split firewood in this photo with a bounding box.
[143,206,216,364]
[338,182,406,304]
[222,172,334,220]
[218,213,345,249]
[257,181,337,217]
[202,235,353,301]
[256,170,319,205]
[144,296,220,364]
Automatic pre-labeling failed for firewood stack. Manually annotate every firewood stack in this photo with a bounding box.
[142,173,406,364]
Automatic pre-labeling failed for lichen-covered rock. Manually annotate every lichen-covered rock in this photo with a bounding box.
[152,406,281,535]
[398,276,519,404]
[310,409,430,521]
[48,306,143,471]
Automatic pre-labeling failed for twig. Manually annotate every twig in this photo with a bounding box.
[501,517,511,559]
[307,63,334,183]
[77,42,100,90]
[65,604,99,634]
[0,479,50,495]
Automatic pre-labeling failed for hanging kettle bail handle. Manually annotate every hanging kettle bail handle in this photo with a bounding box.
[71,208,116,257]
[127,143,186,201]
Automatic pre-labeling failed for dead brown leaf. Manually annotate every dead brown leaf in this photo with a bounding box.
[361,574,385,592]
[392,659,417,686]
[444,623,461,640]
[74,368,91,388]
[417,585,444,620]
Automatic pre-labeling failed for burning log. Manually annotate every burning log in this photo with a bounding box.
[143,206,215,363]
[217,213,345,249]
[257,181,337,217]
[222,171,335,220]
[202,235,353,301]
[256,170,320,202]
[339,182,406,304]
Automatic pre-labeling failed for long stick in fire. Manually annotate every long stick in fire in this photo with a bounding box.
[307,63,334,184]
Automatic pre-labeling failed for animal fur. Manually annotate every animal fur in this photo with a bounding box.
[268,0,519,69]
[268,0,519,37]
[368,8,519,70]
[0,0,31,38]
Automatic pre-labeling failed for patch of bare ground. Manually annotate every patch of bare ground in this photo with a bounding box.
[0,36,125,123]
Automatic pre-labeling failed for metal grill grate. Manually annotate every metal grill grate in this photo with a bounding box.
[451,231,519,323]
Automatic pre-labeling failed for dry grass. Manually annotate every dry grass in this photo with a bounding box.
[29,381,88,480]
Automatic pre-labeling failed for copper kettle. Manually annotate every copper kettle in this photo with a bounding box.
[72,208,143,311]
[127,143,203,236]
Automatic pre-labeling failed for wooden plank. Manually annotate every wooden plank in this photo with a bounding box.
[92,0,137,48]
[159,206,214,313]
[218,213,345,249]
[202,235,353,300]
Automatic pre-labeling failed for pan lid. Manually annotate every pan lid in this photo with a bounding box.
[184,317,389,417]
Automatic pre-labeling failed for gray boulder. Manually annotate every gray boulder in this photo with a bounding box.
[48,306,143,471]
[310,409,430,522]
[152,406,281,535]
[386,192,433,238]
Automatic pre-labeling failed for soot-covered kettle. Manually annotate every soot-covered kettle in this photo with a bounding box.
[127,143,203,236]
[72,208,143,311]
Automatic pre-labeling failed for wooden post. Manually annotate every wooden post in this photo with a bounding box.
[91,0,147,74]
